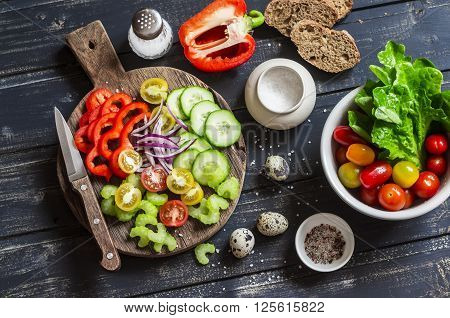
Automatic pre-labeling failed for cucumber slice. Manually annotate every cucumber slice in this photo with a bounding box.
[180,86,214,118]
[179,132,212,152]
[192,150,230,188]
[166,88,187,120]
[173,149,200,170]
[204,110,241,147]
[190,101,220,136]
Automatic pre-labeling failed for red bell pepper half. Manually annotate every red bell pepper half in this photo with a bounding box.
[179,0,263,72]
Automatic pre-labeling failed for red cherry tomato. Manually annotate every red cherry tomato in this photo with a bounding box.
[335,146,349,165]
[360,186,380,206]
[426,155,447,176]
[359,161,393,189]
[159,200,189,227]
[412,171,440,199]
[346,143,375,166]
[333,126,367,147]
[425,134,448,155]
[378,184,406,211]
[140,165,168,193]
[403,189,415,209]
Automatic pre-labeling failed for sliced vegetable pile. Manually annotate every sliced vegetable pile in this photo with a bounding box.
[334,41,449,212]
[76,77,242,253]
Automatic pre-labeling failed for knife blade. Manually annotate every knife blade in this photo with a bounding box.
[54,108,87,182]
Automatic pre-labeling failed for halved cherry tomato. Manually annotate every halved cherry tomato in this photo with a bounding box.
[392,161,419,188]
[115,182,142,212]
[403,189,415,209]
[151,106,176,134]
[378,184,406,211]
[86,88,113,112]
[159,200,189,227]
[167,167,195,194]
[338,162,362,188]
[335,146,349,165]
[425,134,448,155]
[333,126,367,147]
[426,155,447,176]
[360,186,380,206]
[118,149,142,174]
[346,143,375,166]
[360,161,392,189]
[140,78,169,104]
[141,165,168,192]
[100,93,133,116]
[181,182,204,205]
[412,171,440,199]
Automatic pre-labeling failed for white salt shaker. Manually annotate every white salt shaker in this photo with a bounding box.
[128,8,173,59]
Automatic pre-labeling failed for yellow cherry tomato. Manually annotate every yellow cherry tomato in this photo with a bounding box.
[346,143,375,166]
[338,162,362,188]
[118,149,142,174]
[115,183,142,212]
[181,182,204,205]
[151,106,176,134]
[392,161,419,188]
[140,78,168,104]
[167,168,195,194]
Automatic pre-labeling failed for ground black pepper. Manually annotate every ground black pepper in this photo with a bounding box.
[304,224,345,264]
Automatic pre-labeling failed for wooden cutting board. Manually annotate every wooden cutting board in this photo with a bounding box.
[56,21,246,257]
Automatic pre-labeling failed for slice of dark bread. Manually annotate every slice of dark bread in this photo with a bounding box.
[265,0,339,37]
[330,0,353,19]
[290,20,361,73]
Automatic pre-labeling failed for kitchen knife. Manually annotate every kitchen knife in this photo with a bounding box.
[54,107,121,271]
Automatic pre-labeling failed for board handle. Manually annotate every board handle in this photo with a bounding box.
[72,175,121,271]
[66,20,125,87]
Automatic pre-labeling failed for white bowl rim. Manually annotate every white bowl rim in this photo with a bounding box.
[320,86,450,221]
[295,213,355,272]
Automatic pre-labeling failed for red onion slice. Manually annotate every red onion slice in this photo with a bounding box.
[131,104,162,134]
[166,101,189,131]
[139,142,179,150]
[144,138,196,159]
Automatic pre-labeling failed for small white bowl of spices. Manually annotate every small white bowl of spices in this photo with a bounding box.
[295,213,354,272]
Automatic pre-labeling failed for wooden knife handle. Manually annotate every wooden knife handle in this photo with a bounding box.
[72,175,121,271]
[66,20,125,87]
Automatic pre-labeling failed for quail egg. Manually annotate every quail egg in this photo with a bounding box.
[229,228,255,258]
[257,212,289,236]
[263,155,290,181]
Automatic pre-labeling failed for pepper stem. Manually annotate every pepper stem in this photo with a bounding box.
[245,10,265,29]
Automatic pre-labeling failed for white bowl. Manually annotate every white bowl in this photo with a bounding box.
[295,213,355,272]
[320,87,450,221]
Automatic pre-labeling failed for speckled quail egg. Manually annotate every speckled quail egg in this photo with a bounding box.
[229,228,255,258]
[263,155,290,181]
[257,212,289,236]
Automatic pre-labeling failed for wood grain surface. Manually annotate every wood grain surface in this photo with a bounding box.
[57,21,246,257]
[0,0,449,297]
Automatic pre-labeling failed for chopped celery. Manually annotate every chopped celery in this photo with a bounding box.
[195,243,216,265]
[138,200,158,218]
[123,173,145,193]
[145,192,168,206]
[101,197,116,216]
[153,232,177,253]
[130,226,150,248]
[206,194,229,211]
[135,212,157,227]
[115,205,139,222]
[148,223,168,244]
[216,177,240,200]
[100,184,118,199]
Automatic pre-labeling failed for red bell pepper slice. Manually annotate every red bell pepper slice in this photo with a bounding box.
[79,111,91,128]
[88,112,117,143]
[98,102,148,160]
[178,0,256,72]
[100,93,132,117]
[86,88,113,112]
[74,125,93,153]
[84,147,113,181]
[109,112,150,178]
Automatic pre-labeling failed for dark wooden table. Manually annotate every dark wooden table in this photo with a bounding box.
[0,0,449,298]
